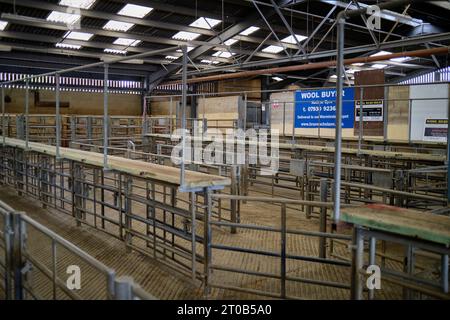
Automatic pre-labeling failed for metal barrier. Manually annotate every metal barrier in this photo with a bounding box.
[0,200,155,300]
[206,194,352,299]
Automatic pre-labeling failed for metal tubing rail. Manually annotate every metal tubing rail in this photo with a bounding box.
[205,194,353,299]
[334,0,420,222]
[0,199,155,300]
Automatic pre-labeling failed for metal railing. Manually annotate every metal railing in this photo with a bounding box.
[206,193,352,299]
[0,199,155,300]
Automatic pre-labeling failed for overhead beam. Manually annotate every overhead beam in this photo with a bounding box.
[147,6,280,90]
[320,0,423,26]
[176,31,450,78]
[164,46,449,84]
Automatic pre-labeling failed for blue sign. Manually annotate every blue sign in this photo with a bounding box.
[294,88,355,129]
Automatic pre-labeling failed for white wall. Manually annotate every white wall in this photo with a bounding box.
[410,84,449,142]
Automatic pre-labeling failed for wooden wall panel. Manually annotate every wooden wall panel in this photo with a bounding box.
[4,88,141,115]
[354,70,385,136]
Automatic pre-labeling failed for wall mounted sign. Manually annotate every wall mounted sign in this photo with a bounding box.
[294,88,355,129]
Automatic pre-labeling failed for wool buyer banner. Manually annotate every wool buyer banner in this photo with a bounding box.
[294,88,355,129]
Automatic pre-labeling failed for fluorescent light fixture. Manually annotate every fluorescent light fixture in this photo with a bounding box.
[165,55,178,60]
[56,42,81,50]
[371,64,388,69]
[113,38,141,47]
[47,11,81,25]
[118,4,153,18]
[64,31,93,41]
[201,59,220,65]
[262,45,283,54]
[212,51,235,58]
[176,46,194,53]
[281,34,307,44]
[346,69,356,74]
[224,38,238,46]
[352,63,364,66]
[103,20,134,32]
[272,77,283,82]
[59,0,96,9]
[240,26,259,36]
[190,17,221,29]
[0,20,8,31]
[104,48,127,55]
[172,31,200,41]
[330,75,337,79]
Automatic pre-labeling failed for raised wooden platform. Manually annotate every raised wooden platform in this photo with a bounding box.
[145,133,446,162]
[1,136,230,190]
[342,204,450,246]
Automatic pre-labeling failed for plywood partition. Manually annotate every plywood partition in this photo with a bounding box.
[4,88,141,115]
[387,86,410,141]
[198,95,241,130]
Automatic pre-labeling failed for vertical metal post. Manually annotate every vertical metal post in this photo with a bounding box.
[1,86,5,146]
[403,244,415,299]
[442,254,449,294]
[319,178,328,258]
[333,17,345,222]
[203,188,212,297]
[103,64,109,169]
[12,212,24,300]
[350,226,364,300]
[113,277,133,300]
[190,191,196,281]
[368,237,376,300]
[447,100,450,203]
[230,165,239,234]
[280,203,287,299]
[55,74,61,159]
[25,80,29,150]
[358,86,364,153]
[4,210,12,300]
[180,46,188,187]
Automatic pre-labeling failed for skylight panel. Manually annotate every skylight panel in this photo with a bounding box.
[212,51,235,58]
[281,34,307,44]
[272,77,283,82]
[64,31,93,41]
[371,64,388,69]
[190,17,221,29]
[172,31,200,41]
[201,59,220,65]
[262,45,283,54]
[176,46,194,53]
[56,43,81,50]
[59,0,96,9]
[371,50,410,63]
[103,20,134,32]
[0,21,8,31]
[390,56,410,63]
[224,38,238,46]
[240,26,259,36]
[113,38,141,47]
[370,51,391,57]
[104,48,127,55]
[47,11,81,25]
[118,4,153,18]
